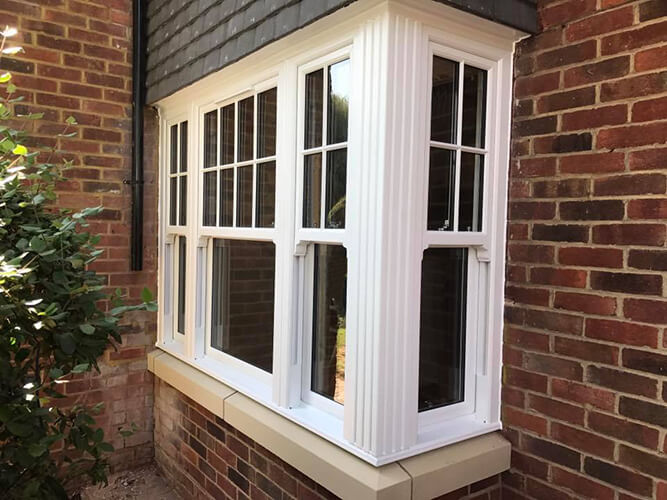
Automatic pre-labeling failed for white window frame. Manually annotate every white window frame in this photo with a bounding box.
[155,0,519,466]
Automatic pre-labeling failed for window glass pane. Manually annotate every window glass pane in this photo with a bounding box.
[305,69,323,149]
[211,239,275,373]
[303,153,322,228]
[238,96,254,162]
[257,88,277,158]
[219,169,234,227]
[179,176,187,226]
[203,171,217,226]
[459,153,484,232]
[169,177,177,226]
[431,57,458,144]
[325,148,346,229]
[256,161,275,228]
[177,236,187,335]
[236,165,253,227]
[462,65,487,149]
[327,59,349,145]
[204,110,218,168]
[221,104,235,165]
[179,121,188,172]
[419,248,467,412]
[311,244,347,405]
[170,125,178,174]
[427,148,455,231]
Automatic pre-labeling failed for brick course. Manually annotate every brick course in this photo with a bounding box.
[2,0,158,473]
[504,1,667,499]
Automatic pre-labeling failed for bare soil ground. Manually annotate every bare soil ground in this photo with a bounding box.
[78,463,180,500]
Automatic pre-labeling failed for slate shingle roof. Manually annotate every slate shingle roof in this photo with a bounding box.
[146,0,537,103]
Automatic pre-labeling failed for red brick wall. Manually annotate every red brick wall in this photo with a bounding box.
[1,0,158,472]
[503,1,666,499]
[154,378,502,500]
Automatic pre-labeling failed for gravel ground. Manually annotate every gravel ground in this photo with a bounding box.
[78,463,180,500]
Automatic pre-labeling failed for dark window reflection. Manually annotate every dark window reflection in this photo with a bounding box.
[459,153,484,232]
[211,239,275,373]
[325,149,346,229]
[179,176,187,226]
[236,165,252,227]
[431,57,458,144]
[170,125,178,174]
[169,177,177,226]
[305,69,323,149]
[327,59,349,145]
[203,171,216,226]
[303,153,322,228]
[311,244,346,405]
[427,148,455,231]
[204,110,217,168]
[219,169,233,227]
[258,88,277,158]
[221,104,235,165]
[177,236,187,335]
[419,248,467,412]
[179,121,188,172]
[256,161,275,228]
[462,65,487,149]
[238,96,254,162]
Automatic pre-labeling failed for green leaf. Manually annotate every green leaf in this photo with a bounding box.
[58,332,76,354]
[28,443,47,457]
[29,236,46,253]
[141,287,153,302]
[65,115,78,125]
[79,324,95,335]
[72,363,90,373]
[98,442,114,453]
[7,420,32,437]
[0,72,11,83]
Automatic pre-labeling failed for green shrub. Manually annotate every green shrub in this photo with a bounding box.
[0,28,155,498]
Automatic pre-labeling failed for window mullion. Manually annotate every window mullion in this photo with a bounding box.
[233,102,238,228]
[453,63,465,232]
[320,68,328,230]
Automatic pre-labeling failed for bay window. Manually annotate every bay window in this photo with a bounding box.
[157,0,516,466]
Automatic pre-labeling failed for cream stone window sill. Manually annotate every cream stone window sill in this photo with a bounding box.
[148,350,510,500]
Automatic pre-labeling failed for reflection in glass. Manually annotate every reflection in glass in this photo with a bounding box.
[427,148,455,231]
[257,88,277,158]
[170,125,178,173]
[431,57,458,144]
[179,121,188,172]
[327,59,349,145]
[179,176,187,226]
[219,169,233,227]
[177,236,187,335]
[204,110,217,168]
[236,165,252,227]
[419,248,467,411]
[325,149,346,229]
[303,153,322,228]
[221,104,235,165]
[311,244,347,404]
[459,153,484,232]
[211,239,275,373]
[462,65,487,149]
[203,171,216,226]
[305,69,323,149]
[256,161,275,228]
[238,96,254,162]
[169,177,177,226]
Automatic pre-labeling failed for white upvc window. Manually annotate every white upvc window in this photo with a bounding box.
[156,0,519,465]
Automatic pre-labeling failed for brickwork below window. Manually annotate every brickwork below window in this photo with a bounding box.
[504,1,666,499]
[2,0,159,473]
[154,378,503,500]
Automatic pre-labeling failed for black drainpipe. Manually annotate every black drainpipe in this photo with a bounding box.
[130,0,146,271]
